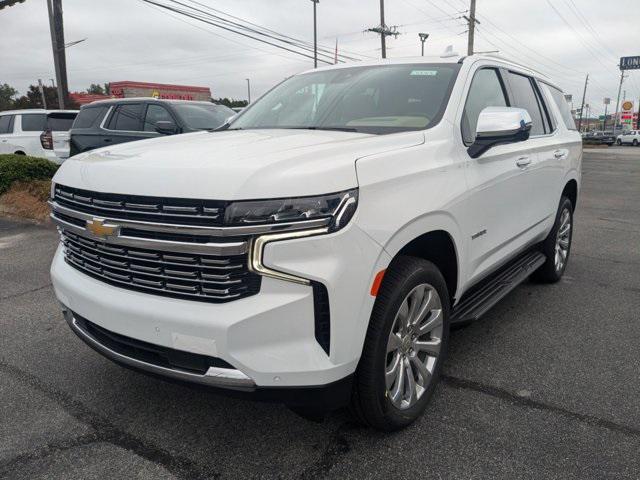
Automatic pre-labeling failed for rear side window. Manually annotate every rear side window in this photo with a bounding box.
[21,114,47,132]
[73,106,108,129]
[47,113,77,131]
[0,115,14,134]
[506,72,547,136]
[107,104,143,131]
[461,68,509,145]
[543,84,577,131]
[144,104,174,131]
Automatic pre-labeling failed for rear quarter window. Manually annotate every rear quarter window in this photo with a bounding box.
[543,84,577,131]
[73,106,109,129]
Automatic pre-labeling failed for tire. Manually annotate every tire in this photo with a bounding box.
[532,196,573,283]
[350,256,450,431]
[633,139,638,147]
[616,139,622,146]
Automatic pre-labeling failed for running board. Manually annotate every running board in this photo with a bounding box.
[451,251,546,325]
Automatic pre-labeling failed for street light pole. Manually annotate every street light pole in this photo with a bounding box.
[311,0,319,68]
[418,33,429,56]
[246,78,251,104]
[613,70,625,135]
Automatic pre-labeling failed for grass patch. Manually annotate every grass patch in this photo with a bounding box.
[0,154,59,195]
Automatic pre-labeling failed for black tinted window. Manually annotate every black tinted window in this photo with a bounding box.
[144,104,174,131]
[73,106,108,129]
[543,84,577,131]
[21,114,47,131]
[0,115,13,134]
[507,72,546,136]
[461,68,508,144]
[172,103,233,130]
[109,104,142,131]
[47,113,76,131]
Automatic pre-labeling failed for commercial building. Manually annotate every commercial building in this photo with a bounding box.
[109,81,211,101]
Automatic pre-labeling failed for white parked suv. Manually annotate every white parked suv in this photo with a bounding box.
[49,54,581,430]
[0,109,78,163]
[616,130,640,146]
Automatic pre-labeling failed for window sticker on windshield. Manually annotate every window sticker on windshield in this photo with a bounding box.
[410,70,438,76]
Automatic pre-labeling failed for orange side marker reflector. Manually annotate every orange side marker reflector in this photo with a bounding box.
[370,269,386,297]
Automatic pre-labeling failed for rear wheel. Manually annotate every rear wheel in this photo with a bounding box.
[350,256,450,431]
[533,196,573,283]
[633,139,639,146]
[616,139,622,146]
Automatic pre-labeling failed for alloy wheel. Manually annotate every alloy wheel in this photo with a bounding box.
[385,283,443,410]
[555,208,571,272]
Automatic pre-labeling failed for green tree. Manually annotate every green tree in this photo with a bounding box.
[11,84,79,110]
[213,97,248,108]
[86,83,105,95]
[0,83,18,111]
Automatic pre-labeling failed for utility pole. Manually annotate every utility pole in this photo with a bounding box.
[47,0,69,109]
[366,0,398,59]
[379,0,386,58]
[603,98,609,130]
[311,0,319,68]
[37,79,47,109]
[418,33,429,56]
[245,78,251,104]
[464,0,478,55]
[577,74,588,132]
[613,69,625,135]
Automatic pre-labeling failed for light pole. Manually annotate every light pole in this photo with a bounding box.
[311,0,319,68]
[418,33,429,56]
[246,78,251,104]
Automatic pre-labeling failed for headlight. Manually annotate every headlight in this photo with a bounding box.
[225,189,358,232]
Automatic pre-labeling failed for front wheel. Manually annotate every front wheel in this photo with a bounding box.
[533,196,573,283]
[616,139,622,146]
[633,139,639,146]
[350,256,450,431]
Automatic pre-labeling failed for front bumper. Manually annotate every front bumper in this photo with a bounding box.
[51,222,389,395]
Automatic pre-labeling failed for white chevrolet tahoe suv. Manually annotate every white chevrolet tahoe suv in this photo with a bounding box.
[49,55,581,431]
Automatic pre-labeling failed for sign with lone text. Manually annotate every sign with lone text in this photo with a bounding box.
[620,56,640,70]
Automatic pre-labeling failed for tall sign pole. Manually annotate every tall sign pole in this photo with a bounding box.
[603,98,610,130]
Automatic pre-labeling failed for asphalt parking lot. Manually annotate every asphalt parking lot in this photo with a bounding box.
[1,147,639,479]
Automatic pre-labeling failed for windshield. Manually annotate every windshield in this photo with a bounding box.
[173,103,235,130]
[231,63,460,134]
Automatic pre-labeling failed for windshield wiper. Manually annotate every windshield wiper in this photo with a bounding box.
[211,123,243,132]
[287,126,359,132]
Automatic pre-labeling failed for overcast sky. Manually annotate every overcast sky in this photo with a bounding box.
[2,0,640,115]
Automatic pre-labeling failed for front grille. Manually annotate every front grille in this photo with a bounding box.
[60,229,261,302]
[73,313,233,374]
[54,184,226,226]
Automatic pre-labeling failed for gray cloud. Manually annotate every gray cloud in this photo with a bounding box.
[1,0,639,114]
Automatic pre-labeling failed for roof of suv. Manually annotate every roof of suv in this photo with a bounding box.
[81,98,218,108]
[299,53,555,87]
[0,109,78,115]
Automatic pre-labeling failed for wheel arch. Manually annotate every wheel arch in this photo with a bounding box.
[562,178,578,211]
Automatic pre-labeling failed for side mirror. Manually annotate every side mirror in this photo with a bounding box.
[468,107,532,158]
[155,120,178,135]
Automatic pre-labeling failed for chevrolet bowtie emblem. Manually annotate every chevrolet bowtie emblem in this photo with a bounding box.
[86,218,119,238]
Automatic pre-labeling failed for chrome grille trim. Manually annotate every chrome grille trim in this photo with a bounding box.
[60,230,258,302]
[51,212,247,256]
[49,200,330,237]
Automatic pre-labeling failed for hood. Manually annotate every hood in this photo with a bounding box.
[54,129,424,200]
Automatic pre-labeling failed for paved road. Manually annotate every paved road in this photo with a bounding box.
[1,148,639,479]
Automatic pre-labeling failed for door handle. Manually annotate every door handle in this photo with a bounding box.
[516,156,531,168]
[554,150,566,159]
